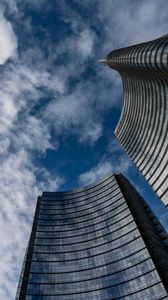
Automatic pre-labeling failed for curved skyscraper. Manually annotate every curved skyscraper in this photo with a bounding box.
[16,173,168,299]
[104,35,168,207]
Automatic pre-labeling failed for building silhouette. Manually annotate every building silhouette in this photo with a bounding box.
[103,35,168,207]
[16,173,168,299]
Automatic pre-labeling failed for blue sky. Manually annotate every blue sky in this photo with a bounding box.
[0,1,168,299]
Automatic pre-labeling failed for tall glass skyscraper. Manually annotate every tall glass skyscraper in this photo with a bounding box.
[102,34,168,207]
[16,173,168,299]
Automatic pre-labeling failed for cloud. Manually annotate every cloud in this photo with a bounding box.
[0,64,47,150]
[79,138,132,186]
[0,13,17,64]
[96,0,168,53]
[0,43,65,299]
[79,160,113,186]
[76,30,95,58]
[13,116,54,152]
[79,154,132,186]
[0,149,64,299]
[0,57,68,154]
[55,29,95,60]
[0,0,17,14]
[44,88,103,144]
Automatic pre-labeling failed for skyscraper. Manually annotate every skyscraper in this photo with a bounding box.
[16,173,168,299]
[102,34,168,207]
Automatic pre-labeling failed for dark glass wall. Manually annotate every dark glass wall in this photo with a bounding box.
[16,174,168,299]
[106,35,168,207]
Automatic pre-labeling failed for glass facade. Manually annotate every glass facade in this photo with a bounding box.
[106,34,168,207]
[16,173,168,299]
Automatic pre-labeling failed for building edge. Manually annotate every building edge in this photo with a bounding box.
[15,196,42,300]
[115,173,168,292]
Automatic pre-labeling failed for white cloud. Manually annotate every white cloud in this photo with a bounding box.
[0,94,17,134]
[76,30,94,58]
[79,138,133,186]
[0,150,64,299]
[0,13,17,64]
[79,159,131,190]
[97,0,168,53]
[1,0,17,14]
[79,155,132,186]
[51,28,95,69]
[18,65,65,94]
[0,60,67,153]
[0,53,65,299]
[13,116,54,152]
[44,88,103,144]
[79,160,113,186]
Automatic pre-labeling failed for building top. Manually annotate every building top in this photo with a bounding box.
[42,172,113,196]
[101,34,168,207]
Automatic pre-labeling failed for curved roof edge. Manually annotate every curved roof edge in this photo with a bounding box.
[42,171,114,196]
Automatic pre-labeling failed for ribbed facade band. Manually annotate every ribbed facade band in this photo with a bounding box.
[106,35,168,207]
[16,173,168,299]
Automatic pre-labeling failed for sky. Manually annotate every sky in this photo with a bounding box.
[0,1,168,299]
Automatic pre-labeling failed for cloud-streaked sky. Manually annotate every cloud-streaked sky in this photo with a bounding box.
[0,1,168,299]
